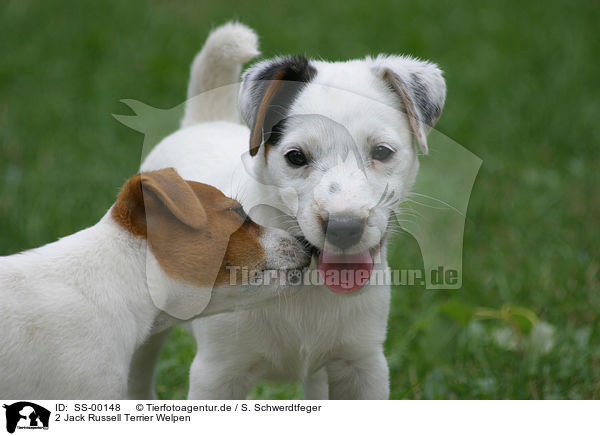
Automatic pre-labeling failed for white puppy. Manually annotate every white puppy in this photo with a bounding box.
[137,22,446,399]
[0,168,309,399]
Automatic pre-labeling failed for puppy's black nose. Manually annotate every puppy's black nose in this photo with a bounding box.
[323,214,365,249]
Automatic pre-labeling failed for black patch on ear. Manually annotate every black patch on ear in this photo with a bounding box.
[256,55,315,84]
[266,118,287,145]
[249,56,316,152]
[409,73,442,127]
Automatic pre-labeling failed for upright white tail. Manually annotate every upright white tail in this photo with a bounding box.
[181,22,260,127]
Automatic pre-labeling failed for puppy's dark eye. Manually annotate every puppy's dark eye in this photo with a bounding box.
[285,149,308,167]
[371,145,395,162]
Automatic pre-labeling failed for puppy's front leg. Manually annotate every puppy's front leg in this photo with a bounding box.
[302,368,329,400]
[188,355,264,400]
[128,328,172,400]
[326,348,389,400]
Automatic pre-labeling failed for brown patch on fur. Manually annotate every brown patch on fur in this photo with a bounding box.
[141,170,207,229]
[112,168,266,288]
[383,69,428,154]
[112,173,148,238]
[249,70,286,156]
[263,142,273,161]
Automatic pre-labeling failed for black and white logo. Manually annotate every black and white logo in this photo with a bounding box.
[287,269,303,286]
[3,402,50,434]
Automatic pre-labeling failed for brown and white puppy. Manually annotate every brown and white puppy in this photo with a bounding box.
[0,168,309,399]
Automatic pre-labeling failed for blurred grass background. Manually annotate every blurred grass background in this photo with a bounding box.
[1,0,599,399]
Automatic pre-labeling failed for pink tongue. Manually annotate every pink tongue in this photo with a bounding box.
[317,250,373,294]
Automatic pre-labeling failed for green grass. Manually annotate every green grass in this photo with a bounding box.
[1,0,599,399]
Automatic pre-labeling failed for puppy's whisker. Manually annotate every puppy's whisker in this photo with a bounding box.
[386,189,395,203]
[395,206,423,218]
[391,218,419,227]
[406,192,465,217]
[374,185,389,208]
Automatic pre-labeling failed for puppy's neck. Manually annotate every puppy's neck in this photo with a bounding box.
[80,212,173,345]
[99,211,211,337]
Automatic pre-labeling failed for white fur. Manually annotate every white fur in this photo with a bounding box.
[134,22,445,400]
[140,121,392,400]
[1,214,154,399]
[0,201,307,399]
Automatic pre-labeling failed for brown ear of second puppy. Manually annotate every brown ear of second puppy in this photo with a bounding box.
[112,168,207,238]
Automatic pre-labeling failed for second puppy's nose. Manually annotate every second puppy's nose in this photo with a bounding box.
[323,214,365,249]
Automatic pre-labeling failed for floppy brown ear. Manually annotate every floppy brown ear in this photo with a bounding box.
[248,70,286,156]
[239,56,316,156]
[375,55,446,154]
[140,168,207,229]
[112,168,207,237]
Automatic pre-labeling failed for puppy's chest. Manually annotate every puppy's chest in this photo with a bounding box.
[258,286,382,372]
[262,313,341,377]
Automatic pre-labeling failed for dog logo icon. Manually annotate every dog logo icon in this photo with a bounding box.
[3,402,50,434]
[286,269,303,286]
